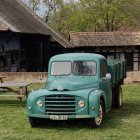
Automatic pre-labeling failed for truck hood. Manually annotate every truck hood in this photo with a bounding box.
[28,87,97,100]
[46,77,99,91]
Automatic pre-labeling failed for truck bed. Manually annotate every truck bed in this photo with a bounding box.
[107,59,126,86]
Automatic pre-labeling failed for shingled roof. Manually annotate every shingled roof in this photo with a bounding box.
[70,32,140,47]
[0,0,74,48]
[0,21,9,31]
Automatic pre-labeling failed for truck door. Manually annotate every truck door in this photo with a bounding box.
[99,60,112,109]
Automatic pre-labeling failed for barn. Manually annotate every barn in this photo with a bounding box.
[69,32,140,72]
[0,0,73,72]
[0,0,140,83]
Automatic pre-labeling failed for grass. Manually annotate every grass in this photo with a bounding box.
[0,84,140,140]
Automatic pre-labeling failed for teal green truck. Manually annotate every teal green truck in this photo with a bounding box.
[27,53,126,127]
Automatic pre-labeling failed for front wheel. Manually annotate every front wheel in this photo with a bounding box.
[29,117,43,127]
[89,101,104,128]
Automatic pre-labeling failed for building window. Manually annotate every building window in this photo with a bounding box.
[134,62,138,70]
[116,53,125,60]
[107,55,114,60]
[133,53,139,70]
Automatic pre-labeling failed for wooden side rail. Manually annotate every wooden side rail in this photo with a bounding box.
[0,95,24,97]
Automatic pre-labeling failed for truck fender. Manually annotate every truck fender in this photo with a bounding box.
[27,94,35,114]
[88,90,106,116]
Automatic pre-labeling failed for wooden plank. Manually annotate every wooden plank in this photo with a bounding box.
[0,76,6,78]
[0,95,24,97]
[0,82,31,87]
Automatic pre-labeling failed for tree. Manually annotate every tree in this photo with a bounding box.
[79,0,134,32]
[22,0,41,13]
[42,0,64,21]
[123,0,140,25]
[48,1,82,37]
[22,0,138,37]
[48,0,135,37]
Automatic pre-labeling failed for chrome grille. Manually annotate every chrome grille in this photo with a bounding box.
[45,95,76,115]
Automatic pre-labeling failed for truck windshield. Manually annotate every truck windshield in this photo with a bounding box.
[73,61,96,76]
[51,61,71,76]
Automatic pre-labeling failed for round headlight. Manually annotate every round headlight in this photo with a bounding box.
[37,100,44,108]
[78,100,85,108]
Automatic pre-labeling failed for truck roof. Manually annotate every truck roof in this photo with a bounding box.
[50,53,106,61]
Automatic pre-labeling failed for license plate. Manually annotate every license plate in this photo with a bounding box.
[50,115,68,120]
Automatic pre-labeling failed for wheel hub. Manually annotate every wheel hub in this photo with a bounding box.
[95,104,103,125]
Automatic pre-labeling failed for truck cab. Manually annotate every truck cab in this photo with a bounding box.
[27,53,126,127]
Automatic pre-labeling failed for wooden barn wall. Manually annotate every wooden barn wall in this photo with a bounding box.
[50,41,65,56]
[0,32,65,72]
[21,34,51,72]
[0,31,20,50]
[65,46,140,71]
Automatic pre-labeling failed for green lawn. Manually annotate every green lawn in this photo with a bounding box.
[0,84,140,140]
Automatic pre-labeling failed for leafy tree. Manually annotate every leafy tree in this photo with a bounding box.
[42,0,64,21]
[123,0,140,25]
[49,0,136,37]
[22,0,138,37]
[22,0,41,13]
[79,0,134,31]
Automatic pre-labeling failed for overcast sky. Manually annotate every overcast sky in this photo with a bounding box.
[22,0,79,18]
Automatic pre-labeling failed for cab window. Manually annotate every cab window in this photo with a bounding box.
[100,60,107,78]
[73,61,96,76]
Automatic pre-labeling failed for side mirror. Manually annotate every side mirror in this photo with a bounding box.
[106,73,111,80]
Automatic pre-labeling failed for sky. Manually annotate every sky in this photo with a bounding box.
[22,0,79,18]
[36,4,46,17]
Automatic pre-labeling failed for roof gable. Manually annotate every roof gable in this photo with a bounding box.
[0,0,73,48]
[0,21,9,31]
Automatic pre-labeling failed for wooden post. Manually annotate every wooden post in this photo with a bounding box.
[25,86,28,99]
[0,78,3,83]
[19,87,23,107]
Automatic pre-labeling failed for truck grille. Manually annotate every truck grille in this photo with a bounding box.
[45,95,76,115]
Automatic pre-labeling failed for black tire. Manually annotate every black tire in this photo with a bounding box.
[112,85,122,108]
[89,100,104,128]
[29,117,42,127]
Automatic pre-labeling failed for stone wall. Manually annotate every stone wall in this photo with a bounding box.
[0,72,47,83]
[124,71,140,83]
[0,71,139,83]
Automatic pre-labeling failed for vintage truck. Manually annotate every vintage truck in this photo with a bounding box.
[27,53,126,127]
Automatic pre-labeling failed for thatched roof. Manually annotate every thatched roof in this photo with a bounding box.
[70,32,140,47]
[0,21,9,31]
[0,0,73,48]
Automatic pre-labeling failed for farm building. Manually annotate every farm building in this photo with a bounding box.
[0,0,140,83]
[0,0,73,72]
[69,32,140,72]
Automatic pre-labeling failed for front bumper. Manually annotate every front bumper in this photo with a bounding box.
[27,113,98,119]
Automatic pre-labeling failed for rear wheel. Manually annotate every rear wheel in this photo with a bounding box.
[89,101,104,128]
[112,85,122,108]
